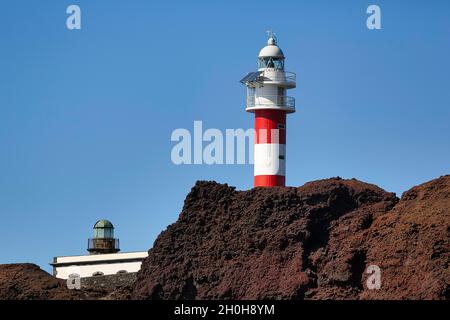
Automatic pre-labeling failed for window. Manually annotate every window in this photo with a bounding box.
[277,124,285,130]
[258,57,284,70]
[117,270,128,274]
[279,155,285,160]
[92,271,104,277]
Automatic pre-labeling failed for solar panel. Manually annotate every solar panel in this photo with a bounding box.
[239,72,261,84]
[239,72,253,83]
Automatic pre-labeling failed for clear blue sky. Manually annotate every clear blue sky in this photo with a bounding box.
[0,0,449,272]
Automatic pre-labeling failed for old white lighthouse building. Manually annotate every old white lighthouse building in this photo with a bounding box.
[240,32,296,187]
[51,220,147,279]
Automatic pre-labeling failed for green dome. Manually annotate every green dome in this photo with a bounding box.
[93,219,114,229]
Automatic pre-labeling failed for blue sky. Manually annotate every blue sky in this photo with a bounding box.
[0,0,449,272]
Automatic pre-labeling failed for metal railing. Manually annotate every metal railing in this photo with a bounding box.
[247,95,295,110]
[260,70,296,83]
[88,238,120,251]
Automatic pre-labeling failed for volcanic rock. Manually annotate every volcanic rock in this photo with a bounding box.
[132,176,449,300]
[0,263,82,300]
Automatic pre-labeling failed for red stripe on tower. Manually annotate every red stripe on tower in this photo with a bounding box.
[254,175,286,187]
[255,110,286,144]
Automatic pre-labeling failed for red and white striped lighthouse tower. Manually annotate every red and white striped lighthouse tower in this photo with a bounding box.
[240,32,296,187]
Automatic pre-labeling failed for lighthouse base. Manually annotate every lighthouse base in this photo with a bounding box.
[254,175,285,187]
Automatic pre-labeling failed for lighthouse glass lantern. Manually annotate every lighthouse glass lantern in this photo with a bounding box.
[93,220,114,238]
[240,32,296,187]
[88,219,120,254]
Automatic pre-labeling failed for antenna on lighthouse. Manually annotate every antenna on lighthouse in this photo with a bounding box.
[266,29,277,45]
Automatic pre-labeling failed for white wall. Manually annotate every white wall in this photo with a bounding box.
[55,260,143,279]
[53,251,148,279]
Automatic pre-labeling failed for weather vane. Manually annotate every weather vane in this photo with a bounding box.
[266,29,277,41]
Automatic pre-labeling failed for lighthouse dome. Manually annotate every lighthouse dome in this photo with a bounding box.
[257,37,285,70]
[258,37,284,58]
[94,219,114,229]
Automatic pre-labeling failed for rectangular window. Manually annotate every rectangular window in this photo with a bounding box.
[277,123,285,129]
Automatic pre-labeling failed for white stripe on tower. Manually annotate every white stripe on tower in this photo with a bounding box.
[254,144,286,176]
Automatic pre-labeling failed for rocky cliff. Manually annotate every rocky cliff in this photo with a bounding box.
[132,176,449,300]
[1,176,448,300]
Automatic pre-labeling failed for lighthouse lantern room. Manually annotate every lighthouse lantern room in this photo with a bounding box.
[87,219,120,255]
[240,31,296,187]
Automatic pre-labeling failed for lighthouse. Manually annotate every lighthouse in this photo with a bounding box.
[240,32,296,187]
[51,219,148,279]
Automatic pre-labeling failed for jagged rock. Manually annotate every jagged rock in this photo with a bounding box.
[0,264,82,300]
[133,176,449,300]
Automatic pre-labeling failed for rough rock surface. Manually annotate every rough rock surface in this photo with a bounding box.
[0,264,134,300]
[0,264,82,300]
[132,176,449,300]
[361,176,449,300]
